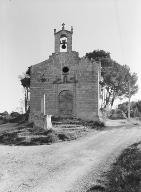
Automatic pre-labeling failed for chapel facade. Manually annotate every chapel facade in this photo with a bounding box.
[29,24,101,126]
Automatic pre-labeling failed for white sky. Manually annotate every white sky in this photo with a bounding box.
[0,0,141,113]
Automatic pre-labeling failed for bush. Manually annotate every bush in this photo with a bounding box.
[0,132,22,145]
[46,132,59,143]
[58,132,77,141]
[109,109,127,120]
[0,118,8,125]
[10,112,20,118]
[79,120,105,129]
[9,113,28,123]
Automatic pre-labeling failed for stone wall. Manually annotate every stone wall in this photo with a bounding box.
[29,51,100,125]
[75,58,100,120]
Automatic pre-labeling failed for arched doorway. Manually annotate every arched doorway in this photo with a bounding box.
[58,90,73,117]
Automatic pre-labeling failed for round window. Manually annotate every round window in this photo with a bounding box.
[62,66,69,73]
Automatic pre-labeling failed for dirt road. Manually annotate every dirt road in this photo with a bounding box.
[0,124,141,192]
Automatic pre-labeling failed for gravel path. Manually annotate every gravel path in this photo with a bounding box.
[0,124,141,192]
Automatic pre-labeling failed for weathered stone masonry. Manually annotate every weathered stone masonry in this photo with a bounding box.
[29,24,101,127]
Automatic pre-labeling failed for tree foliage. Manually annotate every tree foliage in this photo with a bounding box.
[85,50,138,108]
[118,100,141,117]
[19,66,31,113]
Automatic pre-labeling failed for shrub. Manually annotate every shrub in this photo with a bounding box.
[79,120,105,129]
[109,109,127,120]
[10,112,20,118]
[58,132,77,141]
[9,113,28,123]
[0,132,22,145]
[46,132,59,143]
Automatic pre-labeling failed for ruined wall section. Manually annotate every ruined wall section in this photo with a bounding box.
[76,57,100,120]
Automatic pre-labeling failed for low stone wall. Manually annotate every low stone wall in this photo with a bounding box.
[29,111,52,129]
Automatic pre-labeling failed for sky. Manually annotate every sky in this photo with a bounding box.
[0,0,141,113]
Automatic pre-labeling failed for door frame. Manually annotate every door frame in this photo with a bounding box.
[58,90,73,117]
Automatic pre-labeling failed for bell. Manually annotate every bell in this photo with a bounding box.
[62,43,66,49]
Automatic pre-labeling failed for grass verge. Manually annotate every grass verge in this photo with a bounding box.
[105,141,141,192]
[86,142,141,192]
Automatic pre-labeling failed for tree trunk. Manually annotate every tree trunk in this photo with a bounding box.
[128,81,131,120]
[24,88,28,113]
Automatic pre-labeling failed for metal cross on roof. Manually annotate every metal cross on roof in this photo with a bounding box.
[62,23,65,30]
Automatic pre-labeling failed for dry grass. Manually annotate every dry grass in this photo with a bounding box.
[104,142,141,192]
[0,118,105,146]
[0,123,86,145]
[86,142,141,192]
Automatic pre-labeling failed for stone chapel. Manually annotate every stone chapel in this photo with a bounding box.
[29,24,101,127]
